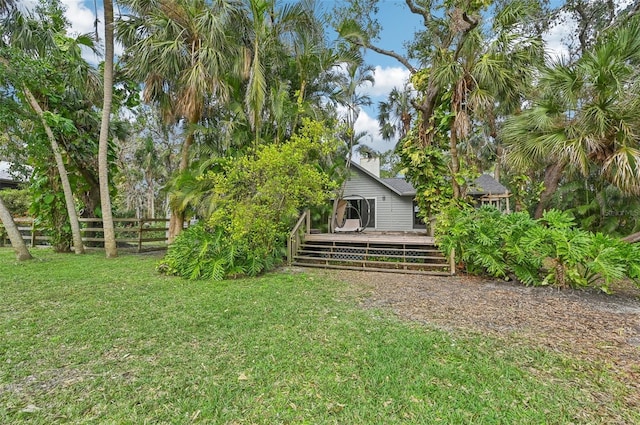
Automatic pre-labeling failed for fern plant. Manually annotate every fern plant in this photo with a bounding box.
[436,206,640,291]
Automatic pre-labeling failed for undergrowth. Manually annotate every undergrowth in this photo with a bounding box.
[436,206,640,292]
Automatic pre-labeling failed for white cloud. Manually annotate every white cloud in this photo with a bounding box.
[330,66,409,156]
[364,66,411,98]
[61,0,97,37]
[354,110,396,154]
[543,11,575,62]
[61,0,125,64]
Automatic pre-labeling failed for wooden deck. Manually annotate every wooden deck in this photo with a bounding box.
[305,232,434,245]
[293,231,451,275]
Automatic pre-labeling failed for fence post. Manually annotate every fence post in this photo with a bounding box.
[30,219,36,247]
[137,218,144,253]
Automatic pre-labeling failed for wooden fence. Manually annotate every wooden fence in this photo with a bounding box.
[1,217,172,252]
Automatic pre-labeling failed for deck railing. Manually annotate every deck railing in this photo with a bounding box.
[287,209,310,265]
[1,217,172,252]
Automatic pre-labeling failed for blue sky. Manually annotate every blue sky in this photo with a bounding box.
[26,0,575,154]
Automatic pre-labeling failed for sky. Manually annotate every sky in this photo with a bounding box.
[25,0,574,156]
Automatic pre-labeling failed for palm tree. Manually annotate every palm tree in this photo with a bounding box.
[238,0,334,145]
[0,0,14,14]
[0,195,32,261]
[377,82,414,144]
[503,17,640,218]
[431,3,544,198]
[98,0,117,257]
[330,58,374,163]
[0,4,95,253]
[117,0,242,241]
[340,0,545,198]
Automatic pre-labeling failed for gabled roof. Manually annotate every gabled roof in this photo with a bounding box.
[467,174,509,195]
[349,163,508,197]
[350,162,416,197]
[0,161,29,188]
[380,178,416,196]
[0,161,13,182]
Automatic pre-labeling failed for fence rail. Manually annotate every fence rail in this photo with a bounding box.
[1,217,172,252]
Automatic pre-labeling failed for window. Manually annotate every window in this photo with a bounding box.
[345,198,375,229]
[413,201,426,229]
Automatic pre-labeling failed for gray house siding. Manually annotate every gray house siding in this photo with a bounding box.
[342,168,415,231]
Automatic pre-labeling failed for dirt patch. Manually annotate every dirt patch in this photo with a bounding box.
[312,269,640,407]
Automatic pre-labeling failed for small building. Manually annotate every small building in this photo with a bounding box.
[466,174,511,213]
[0,161,22,190]
[335,158,510,232]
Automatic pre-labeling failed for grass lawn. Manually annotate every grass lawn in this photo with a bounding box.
[0,248,636,424]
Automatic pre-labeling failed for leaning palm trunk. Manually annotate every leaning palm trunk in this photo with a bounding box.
[98,0,117,258]
[0,196,32,261]
[622,232,640,243]
[0,57,84,253]
[534,161,566,219]
[24,89,85,254]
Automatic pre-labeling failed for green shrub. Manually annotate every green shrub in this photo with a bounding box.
[158,119,338,280]
[436,206,640,292]
[157,223,275,280]
[0,188,30,216]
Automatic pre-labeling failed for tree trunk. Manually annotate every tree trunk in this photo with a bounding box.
[0,56,84,253]
[148,179,155,218]
[534,161,565,219]
[0,196,32,261]
[494,145,503,183]
[167,119,197,242]
[98,0,117,258]
[23,87,85,254]
[450,130,461,199]
[622,231,640,243]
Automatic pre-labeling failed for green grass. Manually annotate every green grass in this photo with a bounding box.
[0,248,635,424]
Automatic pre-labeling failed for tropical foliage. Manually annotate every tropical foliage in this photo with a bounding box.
[2,0,640,279]
[158,120,338,279]
[502,17,640,220]
[436,206,640,292]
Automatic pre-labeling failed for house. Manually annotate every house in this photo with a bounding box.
[335,158,510,233]
[467,174,511,213]
[337,157,421,232]
[0,161,22,190]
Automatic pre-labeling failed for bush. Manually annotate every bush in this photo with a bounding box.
[158,119,338,280]
[157,223,276,280]
[0,188,30,216]
[436,206,640,292]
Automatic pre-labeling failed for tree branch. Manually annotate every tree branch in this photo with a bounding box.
[405,0,431,26]
[366,43,417,74]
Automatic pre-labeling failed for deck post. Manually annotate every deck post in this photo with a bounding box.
[288,210,309,265]
[449,248,456,275]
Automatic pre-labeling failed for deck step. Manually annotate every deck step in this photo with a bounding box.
[294,255,449,269]
[292,262,452,276]
[292,235,453,275]
[296,251,447,262]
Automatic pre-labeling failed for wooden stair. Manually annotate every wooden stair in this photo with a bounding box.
[292,234,453,275]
